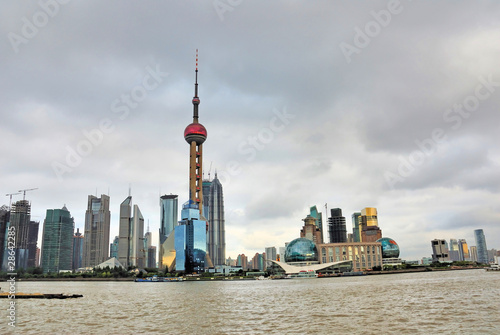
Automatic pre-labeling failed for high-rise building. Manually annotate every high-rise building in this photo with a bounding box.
[351,212,361,242]
[147,246,157,268]
[458,239,470,261]
[449,239,460,261]
[207,174,225,266]
[7,200,39,270]
[72,228,84,270]
[469,246,478,262]
[360,207,382,242]
[118,196,132,267]
[158,194,178,271]
[251,253,265,271]
[117,196,145,268]
[35,247,40,267]
[431,239,449,262]
[82,194,111,268]
[309,206,324,244]
[300,215,322,244]
[237,254,248,270]
[0,206,10,267]
[41,206,74,273]
[110,236,119,259]
[328,208,347,243]
[474,229,488,264]
[265,247,277,262]
[175,200,207,273]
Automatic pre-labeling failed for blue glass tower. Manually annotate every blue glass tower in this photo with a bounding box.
[474,229,488,264]
[175,200,207,273]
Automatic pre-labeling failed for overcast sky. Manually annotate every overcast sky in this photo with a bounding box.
[1,1,499,261]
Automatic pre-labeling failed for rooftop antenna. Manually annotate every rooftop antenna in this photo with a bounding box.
[128,184,131,197]
[193,49,199,123]
[147,219,150,233]
[325,203,328,217]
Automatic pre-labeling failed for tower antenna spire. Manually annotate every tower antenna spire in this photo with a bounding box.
[192,49,200,123]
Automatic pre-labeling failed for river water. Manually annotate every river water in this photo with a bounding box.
[1,269,499,334]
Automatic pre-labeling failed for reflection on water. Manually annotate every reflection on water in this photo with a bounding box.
[1,269,499,334]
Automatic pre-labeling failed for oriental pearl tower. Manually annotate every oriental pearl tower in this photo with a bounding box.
[184,50,207,213]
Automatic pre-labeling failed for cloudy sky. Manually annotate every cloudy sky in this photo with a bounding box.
[1,1,499,261]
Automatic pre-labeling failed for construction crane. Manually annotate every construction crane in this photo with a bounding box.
[18,188,38,201]
[5,192,22,210]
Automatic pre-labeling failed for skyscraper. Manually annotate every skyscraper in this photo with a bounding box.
[360,207,382,242]
[72,228,84,270]
[207,174,225,266]
[458,239,470,261]
[328,208,347,243]
[82,194,110,268]
[309,206,324,243]
[159,194,178,271]
[0,206,10,268]
[474,229,488,264]
[175,200,207,273]
[265,246,277,262]
[300,215,322,244]
[117,196,145,268]
[41,206,74,273]
[110,236,119,259]
[351,212,361,242]
[449,239,460,261]
[7,200,39,270]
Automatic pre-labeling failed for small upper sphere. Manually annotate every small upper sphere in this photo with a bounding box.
[184,123,207,145]
[376,237,400,258]
[192,97,200,105]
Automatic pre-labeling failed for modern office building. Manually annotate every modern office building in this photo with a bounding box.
[458,239,470,261]
[309,206,324,244]
[72,228,84,270]
[328,208,347,243]
[41,206,74,273]
[265,247,277,262]
[250,253,266,271]
[351,212,361,242]
[300,215,322,244]
[469,246,478,262]
[449,239,460,261]
[159,194,178,271]
[474,229,489,264]
[110,236,119,259]
[6,200,39,270]
[431,239,449,262]
[147,246,157,268]
[360,207,382,242]
[175,200,207,273]
[82,194,111,268]
[207,174,225,266]
[117,196,145,268]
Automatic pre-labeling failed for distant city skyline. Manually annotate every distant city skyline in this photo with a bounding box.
[1,2,500,261]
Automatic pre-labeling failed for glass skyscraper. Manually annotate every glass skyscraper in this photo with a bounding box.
[175,200,207,274]
[159,194,178,271]
[207,175,225,266]
[328,208,347,243]
[41,206,74,273]
[83,194,111,268]
[351,212,361,242]
[474,229,488,264]
[309,206,324,243]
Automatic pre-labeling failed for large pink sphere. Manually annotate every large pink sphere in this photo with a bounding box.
[184,123,207,144]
